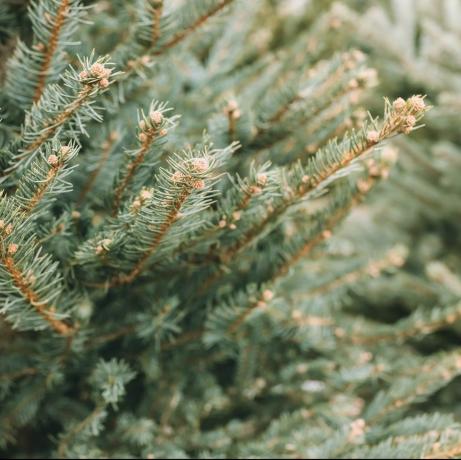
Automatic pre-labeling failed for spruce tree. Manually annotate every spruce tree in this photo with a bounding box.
[0,1,459,458]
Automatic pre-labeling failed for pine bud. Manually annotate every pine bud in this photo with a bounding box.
[96,239,112,255]
[79,70,88,80]
[225,99,238,113]
[139,132,148,142]
[171,171,184,183]
[262,289,274,301]
[141,55,151,65]
[392,97,406,111]
[366,130,380,143]
[232,211,241,221]
[357,179,371,193]
[193,179,205,190]
[71,211,81,219]
[229,223,237,230]
[90,62,106,78]
[8,243,18,255]
[140,189,153,200]
[0,220,4,229]
[218,219,227,228]
[349,419,366,440]
[301,175,310,184]
[47,154,59,166]
[403,115,417,134]
[139,119,146,130]
[99,78,110,88]
[408,95,426,112]
[256,173,268,186]
[5,224,13,235]
[132,199,142,210]
[149,111,163,125]
[348,79,359,89]
[405,115,416,127]
[191,157,209,173]
[159,128,168,136]
[34,42,45,52]
[232,109,242,120]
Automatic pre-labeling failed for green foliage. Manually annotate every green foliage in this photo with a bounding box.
[0,0,460,458]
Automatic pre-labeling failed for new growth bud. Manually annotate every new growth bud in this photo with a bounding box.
[8,243,18,255]
[150,111,163,125]
[366,130,380,143]
[47,155,59,166]
[191,157,209,173]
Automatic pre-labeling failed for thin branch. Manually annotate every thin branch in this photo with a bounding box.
[1,254,73,336]
[111,131,156,216]
[152,0,234,56]
[24,84,93,156]
[113,185,193,287]
[33,0,71,103]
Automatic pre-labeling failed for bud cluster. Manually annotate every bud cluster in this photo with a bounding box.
[392,95,427,134]
[170,157,211,190]
[95,238,113,255]
[131,188,154,212]
[138,110,168,142]
[79,62,113,89]
[0,220,13,236]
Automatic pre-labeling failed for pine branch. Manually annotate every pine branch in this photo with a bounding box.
[347,300,461,346]
[111,101,179,216]
[174,162,275,263]
[203,170,387,346]
[1,250,72,335]
[56,403,107,458]
[13,141,78,216]
[217,96,428,264]
[0,194,75,335]
[150,0,163,47]
[32,0,71,103]
[118,0,236,86]
[152,0,235,56]
[365,351,461,424]
[2,55,117,178]
[4,0,85,110]
[424,442,461,460]
[116,181,193,286]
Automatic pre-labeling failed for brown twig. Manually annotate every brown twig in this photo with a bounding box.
[111,132,156,216]
[111,185,193,287]
[33,0,70,103]
[25,85,94,156]
[2,255,73,336]
[22,153,68,214]
[152,0,234,56]
[151,0,163,47]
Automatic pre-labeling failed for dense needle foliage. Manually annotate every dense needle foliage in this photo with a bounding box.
[0,1,460,458]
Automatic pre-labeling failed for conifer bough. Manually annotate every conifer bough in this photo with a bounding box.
[1,1,459,459]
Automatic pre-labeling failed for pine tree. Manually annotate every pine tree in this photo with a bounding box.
[0,1,459,458]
